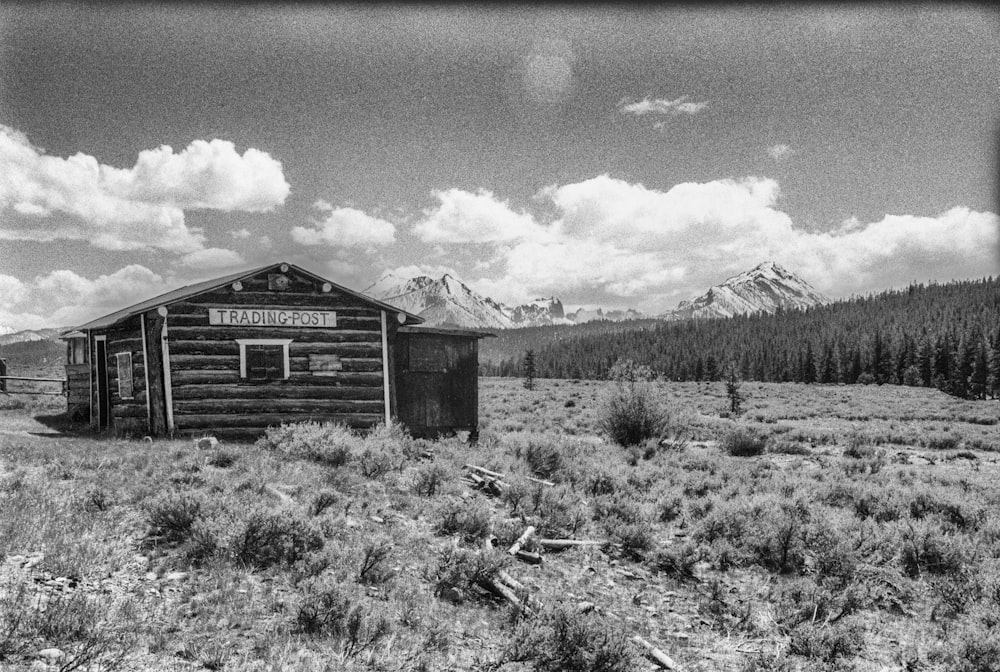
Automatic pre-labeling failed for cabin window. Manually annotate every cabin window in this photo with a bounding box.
[236,339,292,382]
[115,352,134,399]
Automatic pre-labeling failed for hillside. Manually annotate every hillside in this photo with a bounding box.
[482,277,1000,399]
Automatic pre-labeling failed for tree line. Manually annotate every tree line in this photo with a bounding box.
[481,277,1000,399]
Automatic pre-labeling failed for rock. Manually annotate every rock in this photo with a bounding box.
[577,601,596,613]
[196,436,219,450]
[144,572,158,581]
[164,571,188,582]
[438,586,464,604]
[36,648,64,662]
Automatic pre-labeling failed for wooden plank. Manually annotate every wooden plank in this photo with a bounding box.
[170,369,384,385]
[107,337,143,351]
[166,325,382,341]
[170,384,384,400]
[172,412,384,429]
[172,399,384,414]
[185,292,381,309]
[144,310,168,436]
[169,333,381,354]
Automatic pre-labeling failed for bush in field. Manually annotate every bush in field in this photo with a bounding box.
[599,360,671,447]
[722,427,767,457]
[429,545,508,605]
[257,421,356,466]
[295,580,392,657]
[503,606,639,672]
[146,491,204,544]
[433,497,492,543]
[231,507,325,569]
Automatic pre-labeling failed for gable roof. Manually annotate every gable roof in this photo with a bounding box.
[71,262,425,331]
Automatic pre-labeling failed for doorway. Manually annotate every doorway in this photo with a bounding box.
[95,337,109,429]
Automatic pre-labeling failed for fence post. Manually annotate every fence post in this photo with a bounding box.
[0,358,6,392]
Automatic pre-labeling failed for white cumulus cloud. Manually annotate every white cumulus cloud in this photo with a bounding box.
[413,188,543,243]
[619,96,708,116]
[292,201,396,248]
[0,125,289,254]
[394,175,998,312]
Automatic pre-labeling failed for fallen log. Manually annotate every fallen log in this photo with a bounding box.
[465,464,505,480]
[497,571,543,610]
[508,526,536,556]
[538,538,604,551]
[632,635,682,671]
[515,550,543,565]
[483,578,536,617]
[526,476,556,487]
[466,473,487,487]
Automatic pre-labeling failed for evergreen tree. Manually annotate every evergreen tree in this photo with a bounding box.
[523,349,536,390]
[724,361,745,415]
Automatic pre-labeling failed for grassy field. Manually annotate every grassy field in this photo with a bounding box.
[1,377,999,671]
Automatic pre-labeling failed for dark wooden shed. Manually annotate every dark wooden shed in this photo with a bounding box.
[62,262,492,440]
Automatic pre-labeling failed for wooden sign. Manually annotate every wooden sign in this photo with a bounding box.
[208,308,336,328]
[309,354,343,376]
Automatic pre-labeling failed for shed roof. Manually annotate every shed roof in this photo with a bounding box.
[70,262,425,332]
[398,325,496,338]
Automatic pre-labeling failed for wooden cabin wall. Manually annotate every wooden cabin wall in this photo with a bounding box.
[394,333,479,437]
[163,269,386,439]
[106,317,149,436]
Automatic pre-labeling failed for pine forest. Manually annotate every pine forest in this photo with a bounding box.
[481,276,1000,400]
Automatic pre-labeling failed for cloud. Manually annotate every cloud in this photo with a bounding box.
[393,175,997,312]
[179,248,246,268]
[230,228,252,239]
[413,188,543,243]
[767,144,794,161]
[619,96,708,116]
[291,201,396,248]
[22,265,173,328]
[0,274,28,309]
[0,125,289,253]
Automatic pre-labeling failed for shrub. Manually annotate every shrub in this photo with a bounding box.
[308,489,339,517]
[503,606,639,672]
[206,448,238,468]
[599,383,670,447]
[524,441,564,480]
[412,463,449,496]
[787,618,865,662]
[295,581,392,657]
[257,421,355,466]
[429,545,507,605]
[433,497,492,543]
[146,491,204,545]
[650,542,701,581]
[231,507,325,569]
[722,427,767,457]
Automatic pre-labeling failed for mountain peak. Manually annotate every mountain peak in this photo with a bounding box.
[665,261,828,320]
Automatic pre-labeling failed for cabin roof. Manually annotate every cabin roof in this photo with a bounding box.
[398,325,496,338]
[70,262,425,332]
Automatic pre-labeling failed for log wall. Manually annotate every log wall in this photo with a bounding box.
[106,316,149,436]
[163,268,386,438]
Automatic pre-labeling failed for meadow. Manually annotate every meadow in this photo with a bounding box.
[1,376,999,671]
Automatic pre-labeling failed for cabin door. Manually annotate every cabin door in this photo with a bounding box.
[95,337,110,429]
[394,333,476,437]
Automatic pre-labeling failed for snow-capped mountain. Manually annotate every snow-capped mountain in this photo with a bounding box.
[664,261,829,320]
[0,327,66,346]
[366,271,645,329]
[364,272,515,329]
[508,298,573,327]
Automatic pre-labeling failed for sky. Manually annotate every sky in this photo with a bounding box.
[0,4,998,330]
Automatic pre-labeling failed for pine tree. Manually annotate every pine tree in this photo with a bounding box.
[523,349,536,390]
[724,361,746,415]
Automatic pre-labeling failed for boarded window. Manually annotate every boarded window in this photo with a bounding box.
[309,354,343,376]
[245,345,285,381]
[408,338,449,373]
[115,352,134,399]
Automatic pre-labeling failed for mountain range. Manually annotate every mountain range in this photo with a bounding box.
[365,261,828,329]
[0,262,827,343]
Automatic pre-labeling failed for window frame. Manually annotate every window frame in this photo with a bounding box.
[115,351,134,399]
[236,339,293,382]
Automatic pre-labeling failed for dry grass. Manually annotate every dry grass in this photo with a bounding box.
[0,376,998,670]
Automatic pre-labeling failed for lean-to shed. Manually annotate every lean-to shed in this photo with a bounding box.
[62,262,492,440]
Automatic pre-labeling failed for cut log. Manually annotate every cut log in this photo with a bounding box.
[483,578,536,618]
[467,473,487,487]
[465,464,505,480]
[515,551,543,565]
[508,526,536,555]
[527,476,556,487]
[497,571,543,610]
[538,539,605,551]
[632,635,682,671]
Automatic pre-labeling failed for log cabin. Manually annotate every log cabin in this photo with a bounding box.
[62,262,493,440]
